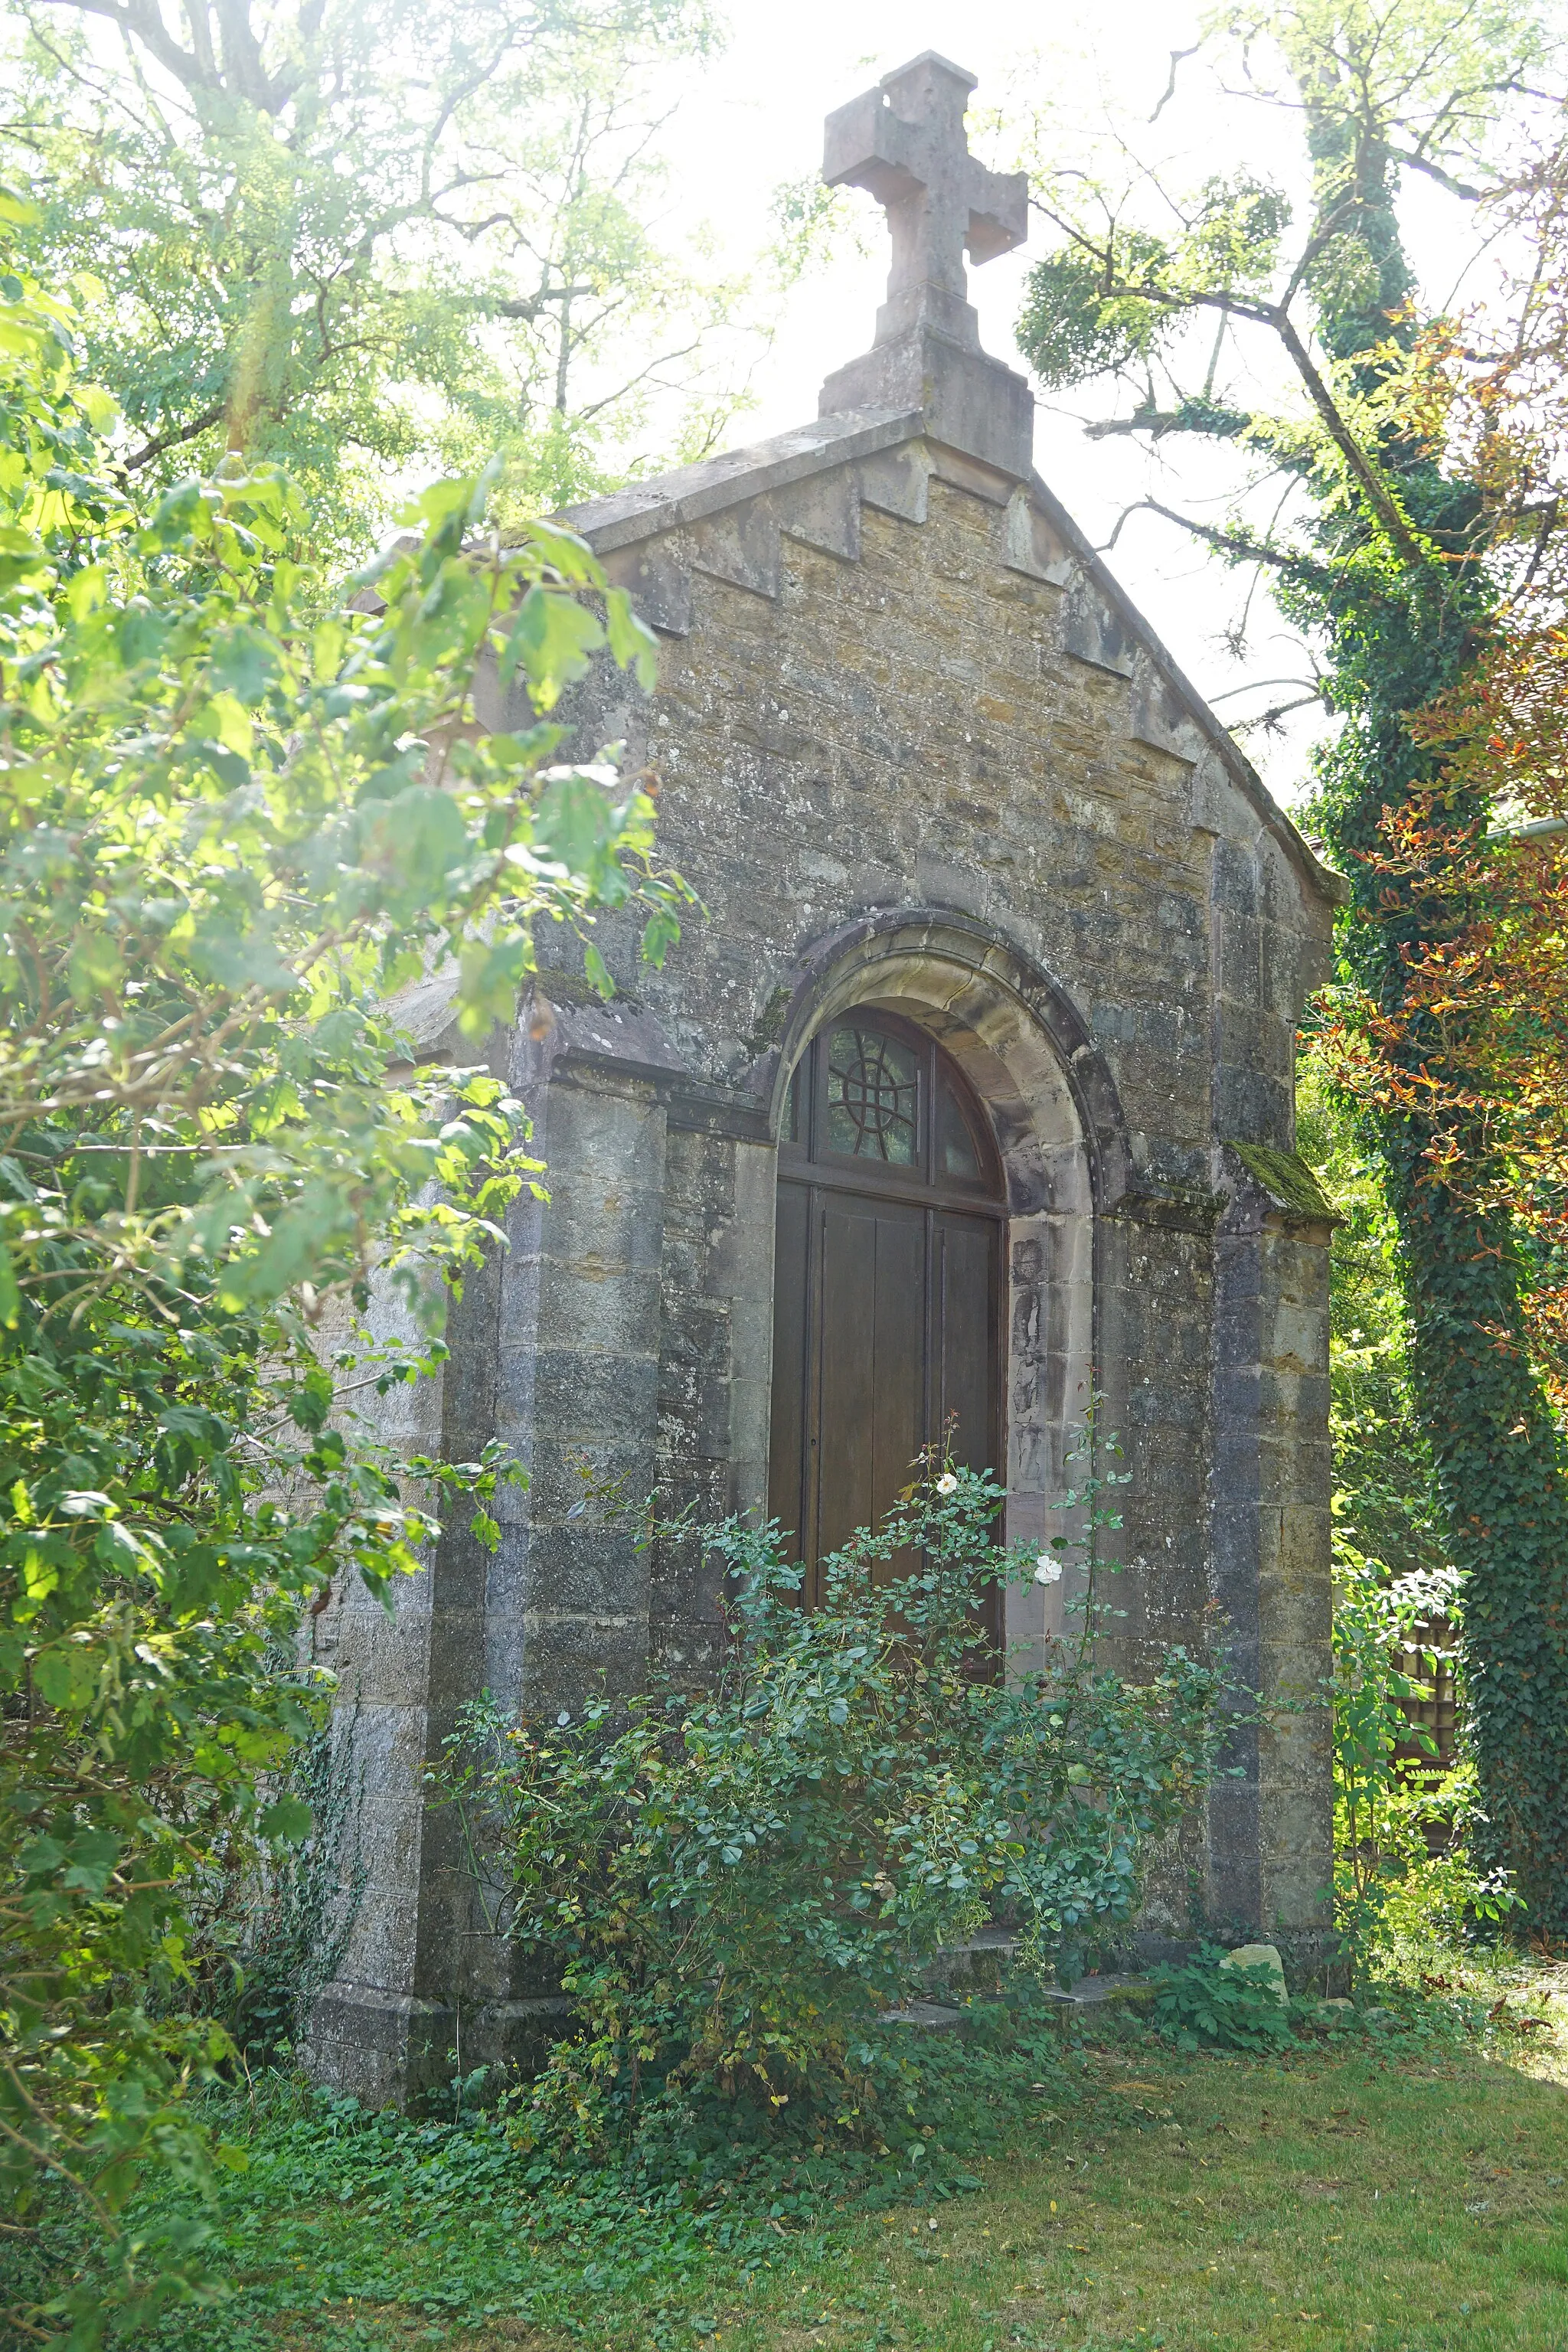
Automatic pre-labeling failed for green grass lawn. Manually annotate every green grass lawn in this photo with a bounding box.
[58,1969,1568,2352]
[737,2034,1568,2352]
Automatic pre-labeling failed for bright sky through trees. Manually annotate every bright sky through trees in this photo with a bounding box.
[2,0,1524,801]
[643,0,1526,803]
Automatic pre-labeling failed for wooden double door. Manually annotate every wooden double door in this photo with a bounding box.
[767,1012,1004,1600]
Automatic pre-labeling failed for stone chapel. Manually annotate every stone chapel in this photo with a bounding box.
[311,51,1344,2104]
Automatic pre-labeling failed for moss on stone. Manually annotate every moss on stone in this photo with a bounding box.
[533,962,640,1011]
[1227,1141,1336,1223]
[749,986,795,1048]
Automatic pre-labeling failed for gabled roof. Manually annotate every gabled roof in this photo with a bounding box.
[557,407,1348,911]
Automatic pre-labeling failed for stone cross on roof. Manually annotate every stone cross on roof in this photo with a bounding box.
[824,52,1027,353]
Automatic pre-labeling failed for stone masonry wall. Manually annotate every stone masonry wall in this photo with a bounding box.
[557,451,1328,1178]
[548,439,1338,1956]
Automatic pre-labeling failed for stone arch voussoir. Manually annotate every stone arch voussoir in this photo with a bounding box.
[761,908,1129,1220]
[756,907,1119,1666]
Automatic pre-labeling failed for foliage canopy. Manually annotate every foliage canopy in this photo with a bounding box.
[0,0,752,547]
[0,233,687,2341]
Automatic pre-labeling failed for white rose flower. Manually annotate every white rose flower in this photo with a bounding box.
[1034,1556,1063,1585]
[935,1472,958,1495]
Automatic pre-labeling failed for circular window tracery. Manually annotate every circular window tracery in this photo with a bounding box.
[825,1024,920,1164]
[781,1011,1000,1202]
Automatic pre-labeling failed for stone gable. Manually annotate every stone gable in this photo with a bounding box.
[552,429,1338,1167]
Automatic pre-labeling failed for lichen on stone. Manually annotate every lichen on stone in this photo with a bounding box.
[532,962,640,1011]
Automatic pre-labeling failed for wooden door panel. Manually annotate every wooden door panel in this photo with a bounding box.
[768,1179,810,1553]
[815,1195,877,1559]
[868,1202,926,1573]
[815,1197,925,1566]
[936,1214,998,1475]
[768,1017,1003,1606]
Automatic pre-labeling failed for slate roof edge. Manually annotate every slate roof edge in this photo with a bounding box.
[553,407,923,554]
[554,404,1350,914]
[1024,469,1351,912]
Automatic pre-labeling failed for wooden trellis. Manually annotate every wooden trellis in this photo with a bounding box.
[1392,1615,1461,1770]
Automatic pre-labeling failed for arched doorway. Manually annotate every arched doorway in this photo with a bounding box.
[767,1009,1005,1600]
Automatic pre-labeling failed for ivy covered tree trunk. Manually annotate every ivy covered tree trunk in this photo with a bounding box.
[1302,122,1568,1924]
[1014,0,1568,1924]
[1318,680,1568,1924]
[1392,1128,1568,1907]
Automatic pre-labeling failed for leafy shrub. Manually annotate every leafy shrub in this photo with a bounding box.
[1148,1947,1295,2053]
[436,1455,1234,2151]
[155,1711,370,2066]
[1333,1546,1521,1971]
[0,244,689,2341]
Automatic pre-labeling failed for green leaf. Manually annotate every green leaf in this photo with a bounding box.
[32,1645,99,1711]
[364,784,470,893]
[287,1365,335,1435]
[222,1200,354,1308]
[605,587,659,691]
[500,588,604,710]
[456,931,532,1037]
[159,1405,231,1453]
[399,474,478,531]
[60,1828,121,1893]
[93,1521,143,1571]
[65,564,108,621]
[533,773,612,877]
[258,1795,314,1845]
[67,928,126,1004]
[188,916,299,995]
[515,518,600,586]
[640,906,682,970]
[209,622,280,706]
[57,1491,113,1517]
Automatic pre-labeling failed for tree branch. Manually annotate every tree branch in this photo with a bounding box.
[573,335,704,426]
[1084,408,1189,440]
[1230,691,1327,733]
[1149,45,1198,123]
[1207,674,1324,704]
[180,0,214,83]
[213,0,280,107]
[37,0,302,109]
[1100,495,1329,582]
[1273,310,1429,569]
[123,399,225,471]
[1110,268,1435,570]
[1387,146,1482,202]
[495,283,593,322]
[34,0,211,100]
